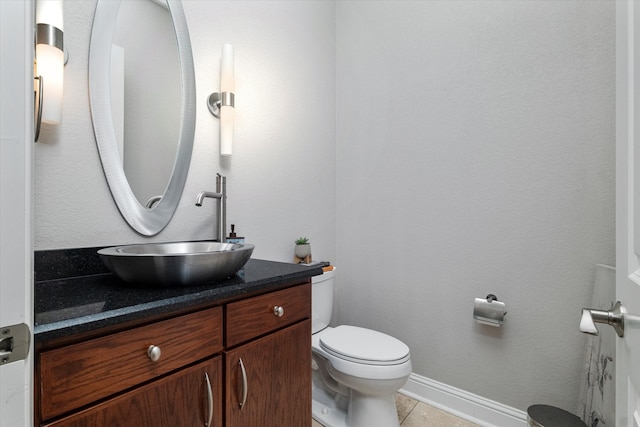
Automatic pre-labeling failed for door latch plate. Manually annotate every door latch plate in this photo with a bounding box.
[0,323,30,365]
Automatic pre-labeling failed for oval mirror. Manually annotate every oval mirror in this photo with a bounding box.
[89,0,195,236]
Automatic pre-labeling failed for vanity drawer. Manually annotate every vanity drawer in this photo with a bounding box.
[226,283,310,347]
[39,306,223,420]
[42,357,223,427]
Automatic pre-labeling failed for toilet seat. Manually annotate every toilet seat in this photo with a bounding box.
[312,326,412,381]
[319,325,410,365]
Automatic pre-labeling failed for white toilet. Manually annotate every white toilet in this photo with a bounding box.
[311,267,412,427]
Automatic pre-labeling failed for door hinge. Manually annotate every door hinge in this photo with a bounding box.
[0,323,30,365]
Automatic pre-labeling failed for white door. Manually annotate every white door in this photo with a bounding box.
[616,1,640,426]
[0,1,34,427]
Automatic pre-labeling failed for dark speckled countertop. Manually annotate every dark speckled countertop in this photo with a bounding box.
[34,247,324,344]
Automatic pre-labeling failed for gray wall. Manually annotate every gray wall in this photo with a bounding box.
[34,0,615,415]
[335,0,615,412]
[34,0,337,264]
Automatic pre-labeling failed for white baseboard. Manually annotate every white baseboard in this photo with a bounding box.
[400,373,529,427]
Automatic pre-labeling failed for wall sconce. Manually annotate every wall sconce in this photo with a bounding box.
[207,44,234,156]
[34,0,64,142]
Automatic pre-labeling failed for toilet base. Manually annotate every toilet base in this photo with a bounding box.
[312,382,347,427]
[347,389,400,427]
[312,397,347,427]
[312,383,400,427]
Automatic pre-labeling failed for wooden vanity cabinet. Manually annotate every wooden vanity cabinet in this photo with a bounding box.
[36,282,312,427]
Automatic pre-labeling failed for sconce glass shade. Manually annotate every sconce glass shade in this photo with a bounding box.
[36,0,64,125]
[220,44,234,156]
[220,105,234,156]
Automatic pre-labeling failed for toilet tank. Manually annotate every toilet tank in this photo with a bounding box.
[311,267,336,334]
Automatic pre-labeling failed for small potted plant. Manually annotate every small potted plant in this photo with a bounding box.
[295,237,311,259]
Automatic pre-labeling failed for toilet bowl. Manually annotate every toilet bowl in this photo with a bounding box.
[311,268,412,427]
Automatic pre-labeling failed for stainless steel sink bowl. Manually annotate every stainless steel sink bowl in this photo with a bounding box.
[98,241,255,287]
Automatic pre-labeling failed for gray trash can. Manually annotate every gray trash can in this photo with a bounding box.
[527,405,586,427]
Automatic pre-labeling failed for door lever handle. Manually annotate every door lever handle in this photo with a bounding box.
[580,301,625,337]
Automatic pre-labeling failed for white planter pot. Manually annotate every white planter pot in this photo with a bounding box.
[295,244,311,258]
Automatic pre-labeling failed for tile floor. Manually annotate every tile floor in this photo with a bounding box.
[312,393,481,427]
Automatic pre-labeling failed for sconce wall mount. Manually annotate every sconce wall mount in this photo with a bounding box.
[207,91,234,118]
[36,22,63,51]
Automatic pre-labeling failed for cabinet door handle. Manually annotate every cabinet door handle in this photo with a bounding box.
[273,305,284,317]
[147,345,161,362]
[204,372,213,427]
[238,357,248,409]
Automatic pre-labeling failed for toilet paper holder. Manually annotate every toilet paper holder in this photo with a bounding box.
[473,294,507,327]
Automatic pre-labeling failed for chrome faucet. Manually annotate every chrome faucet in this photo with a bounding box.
[145,195,162,208]
[196,173,227,242]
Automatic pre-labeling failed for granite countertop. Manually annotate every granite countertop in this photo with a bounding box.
[34,247,324,344]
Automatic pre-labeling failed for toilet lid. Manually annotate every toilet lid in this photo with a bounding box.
[319,325,410,366]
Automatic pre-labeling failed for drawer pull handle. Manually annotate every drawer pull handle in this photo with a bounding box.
[273,306,284,317]
[147,345,161,362]
[204,372,213,427]
[238,357,248,409]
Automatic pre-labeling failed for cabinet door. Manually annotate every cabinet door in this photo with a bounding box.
[226,320,311,427]
[43,357,222,427]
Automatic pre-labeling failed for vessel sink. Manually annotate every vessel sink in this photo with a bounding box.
[98,241,255,287]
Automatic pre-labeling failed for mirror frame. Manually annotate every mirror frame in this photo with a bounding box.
[89,0,195,236]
